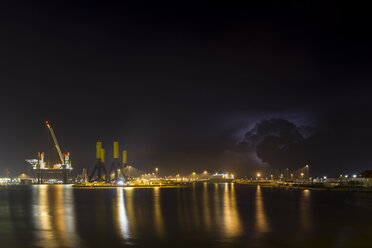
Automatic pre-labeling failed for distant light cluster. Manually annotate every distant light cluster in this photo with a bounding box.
[0,178,20,184]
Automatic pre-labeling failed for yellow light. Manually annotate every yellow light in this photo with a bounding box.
[257,173,261,177]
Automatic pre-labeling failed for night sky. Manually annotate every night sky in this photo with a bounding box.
[1,1,372,177]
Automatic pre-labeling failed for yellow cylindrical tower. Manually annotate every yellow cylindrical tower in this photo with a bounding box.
[123,150,127,164]
[101,148,105,163]
[113,141,119,159]
[96,141,102,159]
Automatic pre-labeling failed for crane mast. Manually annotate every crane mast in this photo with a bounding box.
[45,121,65,166]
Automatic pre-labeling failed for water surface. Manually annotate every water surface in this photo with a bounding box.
[0,184,371,247]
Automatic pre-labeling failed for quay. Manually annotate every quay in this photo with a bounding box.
[234,180,372,193]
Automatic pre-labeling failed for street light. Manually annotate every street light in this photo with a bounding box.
[305,165,309,179]
[202,171,208,179]
[301,173,304,181]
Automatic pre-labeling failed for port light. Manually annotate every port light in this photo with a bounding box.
[117,180,125,186]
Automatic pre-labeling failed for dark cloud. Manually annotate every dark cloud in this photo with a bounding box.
[233,119,310,171]
[232,105,372,176]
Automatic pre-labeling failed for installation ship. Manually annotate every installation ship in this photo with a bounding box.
[26,121,73,184]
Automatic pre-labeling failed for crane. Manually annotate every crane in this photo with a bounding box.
[45,121,65,166]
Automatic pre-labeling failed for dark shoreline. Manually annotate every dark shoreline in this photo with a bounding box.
[235,181,372,193]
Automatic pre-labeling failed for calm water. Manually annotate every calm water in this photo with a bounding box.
[0,184,371,248]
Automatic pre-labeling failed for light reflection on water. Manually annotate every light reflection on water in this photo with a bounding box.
[115,188,130,242]
[213,183,222,232]
[33,185,54,247]
[254,185,269,237]
[1,184,372,247]
[191,183,201,228]
[222,183,242,238]
[33,185,80,247]
[123,187,136,239]
[202,182,212,229]
[300,189,312,231]
[153,187,166,238]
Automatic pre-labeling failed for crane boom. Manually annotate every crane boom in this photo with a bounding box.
[45,121,64,165]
